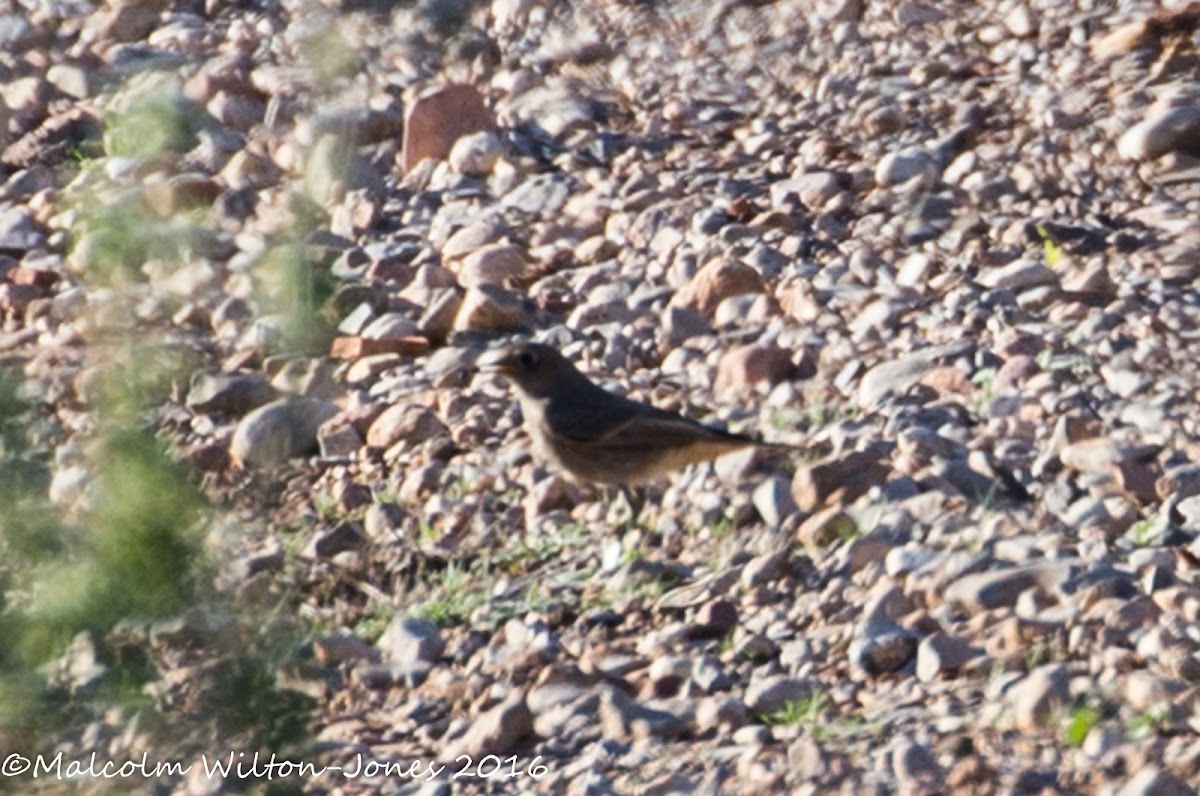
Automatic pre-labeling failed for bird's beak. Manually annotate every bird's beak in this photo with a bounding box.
[475,348,515,375]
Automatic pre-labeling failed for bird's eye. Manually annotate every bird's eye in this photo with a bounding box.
[517,350,538,369]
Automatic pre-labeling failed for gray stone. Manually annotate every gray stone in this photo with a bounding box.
[752,476,797,527]
[186,371,275,415]
[444,693,532,758]
[916,633,976,681]
[229,397,339,468]
[599,686,688,741]
[379,615,444,669]
[945,562,1075,612]
[743,675,815,714]
[892,736,943,786]
[977,259,1059,291]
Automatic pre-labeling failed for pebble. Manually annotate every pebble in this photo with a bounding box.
[1007,664,1070,731]
[378,616,444,670]
[229,397,339,468]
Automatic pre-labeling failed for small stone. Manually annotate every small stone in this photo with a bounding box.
[317,417,363,458]
[46,64,93,99]
[444,693,533,757]
[741,550,788,588]
[378,615,444,669]
[329,335,431,360]
[229,397,339,469]
[366,405,447,450]
[0,283,41,315]
[715,343,796,392]
[1059,437,1123,474]
[892,737,943,787]
[945,562,1074,612]
[360,313,421,341]
[525,474,576,516]
[453,285,529,331]
[456,243,527,288]
[647,655,691,695]
[916,633,976,681]
[798,506,857,548]
[185,371,275,415]
[1118,105,1200,161]
[313,634,373,666]
[144,173,222,215]
[1008,664,1070,730]
[977,259,1059,291]
[448,130,502,176]
[305,521,365,558]
[1004,5,1034,37]
[753,476,798,527]
[661,305,712,346]
[402,84,496,172]
[599,686,688,741]
[792,450,890,511]
[849,621,918,676]
[363,502,406,541]
[1117,767,1194,796]
[875,147,933,185]
[1120,669,1185,712]
[690,599,738,638]
[856,342,972,407]
[672,258,765,318]
[743,675,815,714]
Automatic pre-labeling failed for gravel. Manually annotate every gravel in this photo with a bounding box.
[6,0,1200,792]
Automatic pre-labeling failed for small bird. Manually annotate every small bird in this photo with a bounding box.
[478,341,788,486]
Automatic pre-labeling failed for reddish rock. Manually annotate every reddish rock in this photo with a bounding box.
[330,335,430,360]
[715,343,796,391]
[402,84,496,173]
[8,267,58,289]
[919,366,973,398]
[792,450,890,512]
[673,258,765,318]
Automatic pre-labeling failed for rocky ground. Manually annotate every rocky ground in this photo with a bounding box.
[5,0,1200,793]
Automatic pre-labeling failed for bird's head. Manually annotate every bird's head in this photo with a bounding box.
[476,341,581,399]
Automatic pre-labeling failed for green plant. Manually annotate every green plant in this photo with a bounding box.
[354,602,394,642]
[104,79,206,159]
[804,400,859,428]
[416,562,487,625]
[761,692,828,728]
[1128,511,1169,547]
[251,242,337,356]
[1035,349,1092,375]
[1126,703,1171,741]
[1063,705,1100,747]
[1036,225,1063,267]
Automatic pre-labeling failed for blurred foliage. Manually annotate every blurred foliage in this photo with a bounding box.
[103,78,208,159]
[71,196,215,281]
[0,74,324,769]
[253,241,337,356]
[295,16,361,82]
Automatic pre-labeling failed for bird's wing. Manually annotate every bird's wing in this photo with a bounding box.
[545,388,752,450]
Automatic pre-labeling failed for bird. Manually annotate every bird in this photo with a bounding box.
[477,341,792,486]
